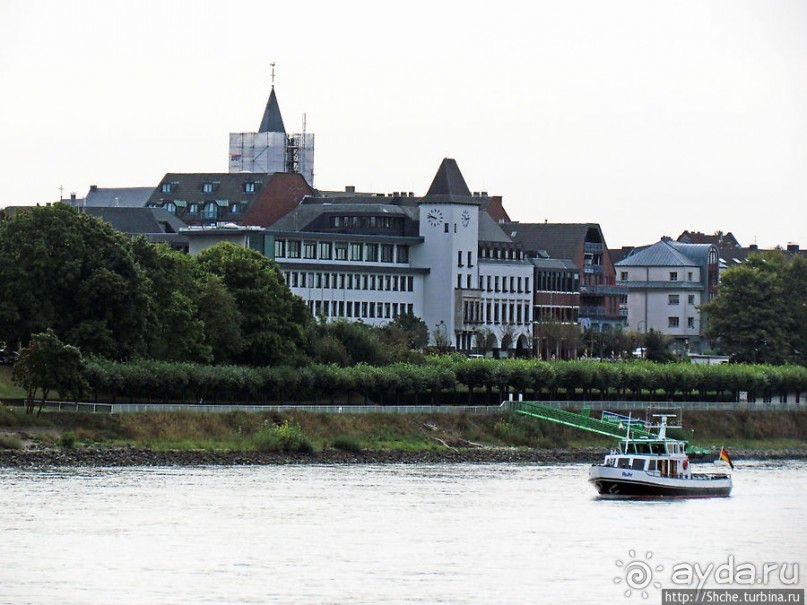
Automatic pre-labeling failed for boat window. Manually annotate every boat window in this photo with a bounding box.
[647,460,657,472]
[631,459,646,470]
[618,458,631,468]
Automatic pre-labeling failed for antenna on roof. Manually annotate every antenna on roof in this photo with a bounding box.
[270,62,276,89]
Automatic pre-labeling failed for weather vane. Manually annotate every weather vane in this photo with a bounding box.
[270,62,276,88]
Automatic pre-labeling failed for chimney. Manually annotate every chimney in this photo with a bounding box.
[70,193,76,201]
[787,243,800,254]
[750,244,758,251]
[345,185,355,193]
[90,185,98,192]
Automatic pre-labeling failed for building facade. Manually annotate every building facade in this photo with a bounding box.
[183,159,533,354]
[616,238,719,354]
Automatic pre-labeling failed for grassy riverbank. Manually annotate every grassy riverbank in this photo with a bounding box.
[1,407,805,461]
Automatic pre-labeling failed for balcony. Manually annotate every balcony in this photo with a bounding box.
[584,242,603,254]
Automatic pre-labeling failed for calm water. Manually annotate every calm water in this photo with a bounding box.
[1,460,805,604]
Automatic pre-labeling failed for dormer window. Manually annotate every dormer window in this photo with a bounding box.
[202,202,218,219]
[244,182,257,193]
[202,182,214,193]
[188,203,199,214]
[164,201,177,215]
[161,183,172,194]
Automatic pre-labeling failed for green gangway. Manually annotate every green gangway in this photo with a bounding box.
[510,401,656,439]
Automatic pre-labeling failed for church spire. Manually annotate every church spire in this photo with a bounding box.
[258,63,286,134]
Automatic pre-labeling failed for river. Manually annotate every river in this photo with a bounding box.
[1,460,805,604]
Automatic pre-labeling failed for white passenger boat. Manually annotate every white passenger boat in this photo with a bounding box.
[588,414,732,498]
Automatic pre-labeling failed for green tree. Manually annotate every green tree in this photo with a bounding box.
[195,243,310,366]
[643,329,673,363]
[131,239,212,363]
[12,329,86,415]
[0,204,152,359]
[702,251,797,364]
[381,312,429,351]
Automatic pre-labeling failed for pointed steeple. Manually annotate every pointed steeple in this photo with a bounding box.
[258,87,286,134]
[426,158,472,198]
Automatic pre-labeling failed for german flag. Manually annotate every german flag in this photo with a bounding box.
[719,447,734,470]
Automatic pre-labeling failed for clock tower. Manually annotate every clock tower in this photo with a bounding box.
[412,158,481,348]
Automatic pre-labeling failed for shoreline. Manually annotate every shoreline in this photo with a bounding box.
[1,446,805,468]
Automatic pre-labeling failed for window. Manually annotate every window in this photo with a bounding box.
[457,274,462,289]
[466,275,472,289]
[335,242,348,261]
[380,244,393,263]
[365,243,379,262]
[274,239,286,258]
[244,182,256,193]
[164,201,176,215]
[303,242,316,259]
[668,294,680,305]
[467,251,473,267]
[287,240,301,258]
[318,242,332,260]
[669,272,678,281]
[444,223,449,233]
[620,271,628,281]
[202,182,214,193]
[202,202,218,220]
[688,272,694,281]
[396,245,409,263]
[230,203,242,213]
[688,317,695,328]
[668,317,680,327]
[457,251,464,267]
[688,294,696,305]
[350,243,363,261]
[161,183,172,194]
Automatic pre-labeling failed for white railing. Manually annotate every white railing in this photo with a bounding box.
[24,399,805,415]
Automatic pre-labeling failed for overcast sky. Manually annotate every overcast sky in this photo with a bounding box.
[1,0,805,249]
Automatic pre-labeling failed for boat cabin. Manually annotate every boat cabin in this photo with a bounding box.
[603,437,691,479]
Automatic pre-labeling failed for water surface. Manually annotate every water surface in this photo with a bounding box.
[1,460,805,604]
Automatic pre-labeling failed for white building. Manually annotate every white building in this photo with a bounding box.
[184,159,533,354]
[616,238,719,354]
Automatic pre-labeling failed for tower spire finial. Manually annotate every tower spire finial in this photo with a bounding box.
[270,62,276,89]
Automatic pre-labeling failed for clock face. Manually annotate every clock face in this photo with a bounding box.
[461,210,471,227]
[426,209,444,227]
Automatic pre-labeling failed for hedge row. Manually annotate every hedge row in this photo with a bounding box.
[81,357,807,406]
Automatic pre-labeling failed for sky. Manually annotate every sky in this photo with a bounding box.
[1,0,805,250]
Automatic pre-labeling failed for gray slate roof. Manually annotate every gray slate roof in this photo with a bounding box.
[426,158,471,197]
[82,207,187,235]
[478,212,513,243]
[503,222,602,260]
[83,186,155,208]
[616,239,714,267]
[258,88,286,134]
[269,197,419,234]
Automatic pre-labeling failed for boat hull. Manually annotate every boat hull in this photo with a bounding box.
[589,466,732,498]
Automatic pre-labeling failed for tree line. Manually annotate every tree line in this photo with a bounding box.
[81,356,807,406]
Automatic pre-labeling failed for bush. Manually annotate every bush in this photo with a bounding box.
[331,434,362,453]
[252,420,314,453]
[0,434,22,450]
[59,431,77,448]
